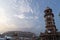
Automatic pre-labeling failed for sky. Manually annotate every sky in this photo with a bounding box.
[0,0,60,36]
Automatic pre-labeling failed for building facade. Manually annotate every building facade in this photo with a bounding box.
[40,7,60,40]
[2,31,36,40]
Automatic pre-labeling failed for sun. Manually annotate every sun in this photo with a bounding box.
[0,8,8,24]
[0,16,7,23]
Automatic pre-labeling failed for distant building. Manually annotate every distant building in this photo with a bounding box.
[40,7,60,40]
[2,31,36,40]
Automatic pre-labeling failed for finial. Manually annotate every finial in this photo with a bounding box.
[46,6,50,10]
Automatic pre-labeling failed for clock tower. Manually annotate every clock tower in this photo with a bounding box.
[44,7,57,33]
[40,7,60,40]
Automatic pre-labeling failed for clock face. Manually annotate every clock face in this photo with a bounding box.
[47,15,50,18]
[48,29,51,33]
[47,10,51,12]
[48,30,51,33]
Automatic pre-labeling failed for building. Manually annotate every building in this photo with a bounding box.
[40,7,60,40]
[2,31,36,40]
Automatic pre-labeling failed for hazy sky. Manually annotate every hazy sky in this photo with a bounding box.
[0,0,60,35]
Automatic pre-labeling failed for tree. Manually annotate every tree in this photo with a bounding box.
[36,36,41,40]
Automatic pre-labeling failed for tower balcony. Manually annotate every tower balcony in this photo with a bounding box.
[45,25,56,28]
[44,13,54,17]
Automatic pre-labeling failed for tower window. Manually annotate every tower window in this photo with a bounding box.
[48,22,51,24]
[47,18,51,21]
[48,22,50,24]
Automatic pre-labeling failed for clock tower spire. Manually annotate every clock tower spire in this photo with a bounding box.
[44,7,57,33]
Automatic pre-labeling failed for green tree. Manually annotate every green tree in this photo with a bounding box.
[36,36,41,40]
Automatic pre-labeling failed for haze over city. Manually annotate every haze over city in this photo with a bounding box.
[0,0,60,36]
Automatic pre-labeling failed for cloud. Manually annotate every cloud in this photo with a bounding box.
[15,0,33,14]
[18,5,33,14]
[14,14,25,19]
[0,0,43,35]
